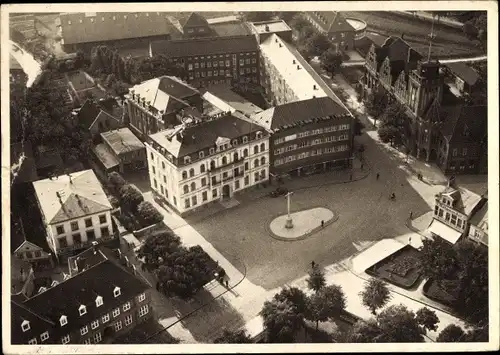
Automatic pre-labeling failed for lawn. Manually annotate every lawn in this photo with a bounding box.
[345,11,484,58]
[366,245,423,289]
[422,278,459,307]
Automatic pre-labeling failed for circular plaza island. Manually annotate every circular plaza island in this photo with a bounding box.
[269,207,337,241]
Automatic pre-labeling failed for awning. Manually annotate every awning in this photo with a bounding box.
[428,219,462,244]
[351,239,406,273]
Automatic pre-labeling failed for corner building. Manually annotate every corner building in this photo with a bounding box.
[145,112,269,216]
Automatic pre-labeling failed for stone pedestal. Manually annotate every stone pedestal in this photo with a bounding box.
[285,218,294,229]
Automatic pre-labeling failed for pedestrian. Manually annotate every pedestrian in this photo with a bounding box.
[321,220,325,228]
[311,260,316,268]
[361,163,364,170]
[350,173,353,181]
[376,172,380,180]
[225,279,229,288]
[409,211,413,219]
[409,236,412,245]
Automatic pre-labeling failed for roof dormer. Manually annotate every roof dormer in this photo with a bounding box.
[21,320,30,332]
[78,305,87,316]
[60,315,68,327]
[113,286,121,297]
[95,295,103,307]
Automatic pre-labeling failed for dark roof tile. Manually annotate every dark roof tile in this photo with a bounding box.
[445,62,480,86]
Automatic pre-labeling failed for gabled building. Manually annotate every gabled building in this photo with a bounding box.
[304,12,356,51]
[433,105,487,175]
[145,112,269,216]
[76,99,123,138]
[60,12,174,52]
[11,246,152,344]
[125,76,203,139]
[179,12,211,38]
[251,96,354,178]
[32,170,115,261]
[149,35,260,88]
[92,128,147,176]
[11,257,35,301]
[467,197,488,247]
[444,62,480,95]
[429,184,485,244]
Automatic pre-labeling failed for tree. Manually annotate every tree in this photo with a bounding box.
[214,329,253,343]
[306,284,347,330]
[156,245,215,299]
[137,231,182,270]
[376,304,425,342]
[127,55,187,84]
[306,264,326,293]
[137,201,164,227]
[306,33,331,57]
[420,238,459,285]
[349,319,384,343]
[107,172,126,195]
[364,90,388,125]
[436,324,466,342]
[295,42,313,62]
[320,48,343,78]
[377,124,399,145]
[241,12,276,22]
[359,278,391,315]
[260,298,304,343]
[273,287,309,316]
[119,184,144,211]
[415,307,440,333]
[290,14,313,33]
[275,11,298,23]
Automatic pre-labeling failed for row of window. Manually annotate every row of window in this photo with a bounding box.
[274,135,350,154]
[452,147,468,157]
[187,58,257,71]
[25,296,147,345]
[434,206,465,229]
[183,171,266,209]
[273,125,350,144]
[174,52,257,63]
[57,227,110,248]
[17,250,42,260]
[67,13,155,25]
[56,215,107,235]
[274,145,350,166]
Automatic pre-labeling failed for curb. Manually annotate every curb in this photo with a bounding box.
[266,207,340,242]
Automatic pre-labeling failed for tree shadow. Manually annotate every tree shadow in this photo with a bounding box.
[168,288,246,343]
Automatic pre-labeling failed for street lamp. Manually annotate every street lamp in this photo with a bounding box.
[285,191,294,229]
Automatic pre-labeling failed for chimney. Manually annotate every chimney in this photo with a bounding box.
[279,43,282,48]
[297,65,301,70]
[313,84,317,90]
[401,33,405,40]
[293,59,296,64]
[275,38,278,43]
[265,25,270,32]
[176,132,183,142]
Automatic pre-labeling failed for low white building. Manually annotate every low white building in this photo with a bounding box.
[32,170,114,261]
[467,199,488,247]
[145,111,269,216]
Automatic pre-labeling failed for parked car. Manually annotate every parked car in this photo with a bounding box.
[269,186,288,198]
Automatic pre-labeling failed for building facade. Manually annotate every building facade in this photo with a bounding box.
[467,199,488,247]
[303,12,356,51]
[145,112,269,216]
[125,76,204,140]
[32,170,115,261]
[428,184,484,244]
[11,246,152,345]
[251,97,354,178]
[149,35,260,89]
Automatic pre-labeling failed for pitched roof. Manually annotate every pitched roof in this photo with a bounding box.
[202,85,263,116]
[308,11,356,33]
[150,35,258,58]
[445,62,480,86]
[10,142,38,183]
[34,146,64,170]
[60,12,174,45]
[438,105,487,143]
[15,246,149,343]
[470,201,488,243]
[129,76,200,114]
[149,112,266,158]
[32,169,112,225]
[181,12,209,28]
[373,36,422,71]
[439,186,483,216]
[11,299,55,344]
[101,128,145,156]
[10,53,23,70]
[11,216,27,253]
[251,96,351,131]
[211,21,252,37]
[93,144,120,170]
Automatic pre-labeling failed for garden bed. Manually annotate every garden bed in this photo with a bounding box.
[366,245,423,289]
[422,278,459,307]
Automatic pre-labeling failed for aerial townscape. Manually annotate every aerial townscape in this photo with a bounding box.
[7,8,493,347]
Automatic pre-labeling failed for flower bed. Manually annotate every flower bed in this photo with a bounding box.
[422,278,459,307]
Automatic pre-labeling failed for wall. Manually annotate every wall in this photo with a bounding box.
[49,210,114,254]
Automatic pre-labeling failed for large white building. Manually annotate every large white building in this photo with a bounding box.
[145,111,269,215]
[32,170,114,260]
